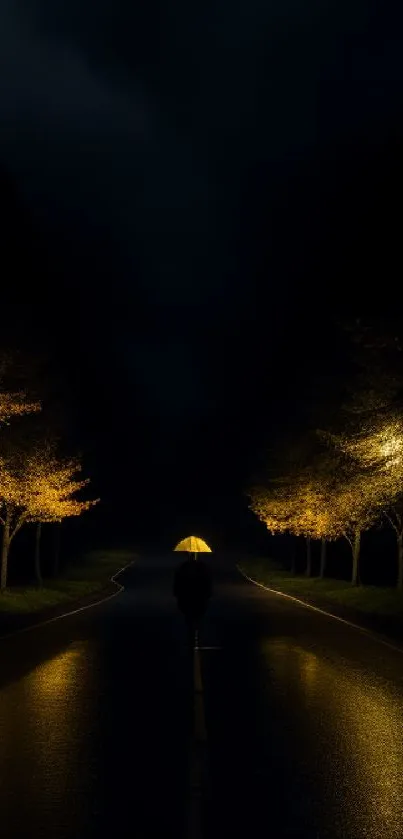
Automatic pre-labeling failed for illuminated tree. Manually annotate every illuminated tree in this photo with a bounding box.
[0,457,32,591]
[353,418,403,588]
[0,446,98,591]
[250,362,403,585]
[249,482,296,538]
[328,417,403,585]
[250,419,403,585]
[28,450,99,586]
[331,478,379,585]
[249,464,340,577]
[251,424,349,578]
[286,474,343,578]
[249,436,323,575]
[329,320,403,583]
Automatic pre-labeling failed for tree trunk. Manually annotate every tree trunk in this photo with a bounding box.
[397,534,403,590]
[53,522,61,578]
[320,538,327,579]
[34,522,43,587]
[1,518,10,593]
[351,529,361,586]
[305,536,312,577]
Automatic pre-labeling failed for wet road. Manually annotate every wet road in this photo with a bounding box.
[1,555,403,839]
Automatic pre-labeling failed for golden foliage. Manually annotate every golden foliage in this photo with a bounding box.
[331,417,403,538]
[0,391,41,423]
[341,419,403,474]
[0,446,98,537]
[250,473,342,541]
[26,454,98,523]
[249,484,294,536]
[250,417,403,544]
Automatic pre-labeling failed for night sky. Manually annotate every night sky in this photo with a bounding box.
[1,0,403,549]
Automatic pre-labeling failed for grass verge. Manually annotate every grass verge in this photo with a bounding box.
[0,549,134,614]
[239,558,403,621]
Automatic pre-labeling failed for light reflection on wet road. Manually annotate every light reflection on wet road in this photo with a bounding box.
[0,641,98,837]
[201,561,403,838]
[1,556,403,838]
[260,639,403,837]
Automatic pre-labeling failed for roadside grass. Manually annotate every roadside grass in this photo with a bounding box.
[0,549,135,614]
[239,558,403,620]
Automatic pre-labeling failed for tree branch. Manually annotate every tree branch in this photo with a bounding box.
[385,512,400,535]
[9,512,29,542]
[343,531,353,549]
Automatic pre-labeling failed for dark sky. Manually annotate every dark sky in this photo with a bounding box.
[1,0,403,548]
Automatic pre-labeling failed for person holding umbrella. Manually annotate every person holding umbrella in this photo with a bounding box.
[173,536,213,639]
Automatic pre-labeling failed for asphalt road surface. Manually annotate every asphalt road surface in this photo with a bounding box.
[1,555,403,839]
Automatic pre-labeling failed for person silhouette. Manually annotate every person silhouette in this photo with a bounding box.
[173,552,212,637]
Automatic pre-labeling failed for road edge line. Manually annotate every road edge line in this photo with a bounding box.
[0,559,136,641]
[237,564,403,656]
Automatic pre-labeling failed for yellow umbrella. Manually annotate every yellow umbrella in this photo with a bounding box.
[174,535,212,557]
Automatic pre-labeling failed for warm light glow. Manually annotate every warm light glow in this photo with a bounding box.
[331,418,403,540]
[340,420,403,472]
[30,646,82,697]
[378,434,403,472]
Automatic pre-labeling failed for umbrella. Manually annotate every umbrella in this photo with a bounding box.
[174,535,212,560]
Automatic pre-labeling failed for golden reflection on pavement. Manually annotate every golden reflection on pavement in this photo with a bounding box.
[0,642,93,837]
[261,639,403,838]
[28,645,82,703]
[26,643,90,790]
[28,644,83,729]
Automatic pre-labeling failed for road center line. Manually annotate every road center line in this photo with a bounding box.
[188,637,208,839]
